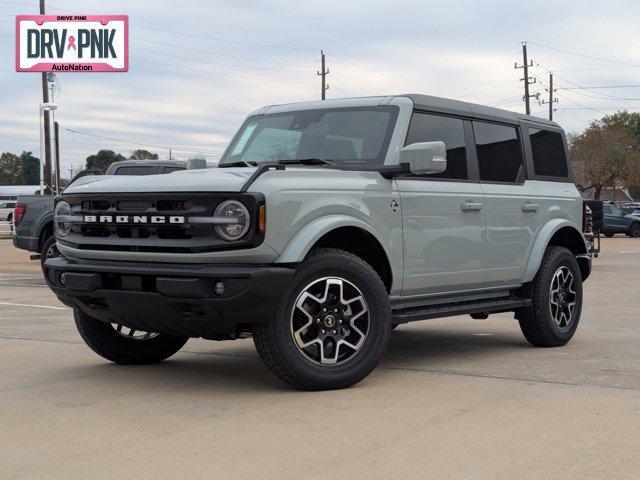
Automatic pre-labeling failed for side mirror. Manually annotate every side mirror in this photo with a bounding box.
[399,141,447,175]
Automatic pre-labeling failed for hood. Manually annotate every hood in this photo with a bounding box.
[62,167,257,195]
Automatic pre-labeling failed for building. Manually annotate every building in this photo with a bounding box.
[0,185,40,201]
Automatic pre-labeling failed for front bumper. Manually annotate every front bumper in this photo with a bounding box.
[44,256,295,338]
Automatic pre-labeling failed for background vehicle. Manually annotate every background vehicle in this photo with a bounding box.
[601,201,640,237]
[0,200,16,221]
[45,95,590,390]
[12,160,187,269]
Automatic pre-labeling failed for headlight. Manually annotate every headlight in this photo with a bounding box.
[214,200,250,241]
[54,201,72,237]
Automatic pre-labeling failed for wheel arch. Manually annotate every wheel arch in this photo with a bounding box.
[38,219,54,250]
[523,220,590,282]
[275,215,396,293]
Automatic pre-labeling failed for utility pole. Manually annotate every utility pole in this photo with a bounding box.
[540,72,558,121]
[515,42,538,115]
[54,121,61,194]
[317,50,329,100]
[39,0,53,194]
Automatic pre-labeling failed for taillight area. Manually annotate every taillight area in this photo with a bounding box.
[13,204,26,227]
[583,203,593,234]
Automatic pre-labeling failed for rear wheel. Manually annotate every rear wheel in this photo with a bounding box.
[629,223,640,238]
[518,247,583,347]
[253,248,390,390]
[604,232,614,238]
[74,308,189,364]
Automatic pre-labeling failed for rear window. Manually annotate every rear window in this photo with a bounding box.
[114,166,156,176]
[529,128,568,177]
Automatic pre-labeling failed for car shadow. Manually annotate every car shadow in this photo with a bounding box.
[48,324,531,394]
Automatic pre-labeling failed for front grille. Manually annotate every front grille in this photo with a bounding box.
[59,193,263,253]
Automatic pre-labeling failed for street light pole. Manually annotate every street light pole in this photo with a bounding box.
[39,103,57,195]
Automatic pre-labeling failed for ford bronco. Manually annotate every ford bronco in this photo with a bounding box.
[45,95,590,390]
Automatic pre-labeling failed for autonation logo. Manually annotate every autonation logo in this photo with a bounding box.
[15,15,128,72]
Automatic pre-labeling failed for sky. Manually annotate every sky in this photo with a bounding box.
[1,0,639,178]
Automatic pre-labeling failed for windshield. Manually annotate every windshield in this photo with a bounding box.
[220,106,399,167]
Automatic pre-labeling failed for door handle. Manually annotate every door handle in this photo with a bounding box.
[461,202,484,212]
[521,203,540,213]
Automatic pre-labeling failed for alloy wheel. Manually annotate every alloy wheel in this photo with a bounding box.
[290,277,369,366]
[549,266,577,329]
[111,323,159,341]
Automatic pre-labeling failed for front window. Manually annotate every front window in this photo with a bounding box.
[220,106,399,167]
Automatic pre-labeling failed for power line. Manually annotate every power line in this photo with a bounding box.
[557,85,640,90]
[134,24,316,52]
[330,52,502,88]
[133,46,308,73]
[130,36,311,69]
[535,62,640,101]
[131,56,312,85]
[527,41,640,67]
[459,81,517,98]
[61,127,224,155]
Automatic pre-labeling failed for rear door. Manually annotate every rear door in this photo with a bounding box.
[397,112,486,296]
[474,121,540,285]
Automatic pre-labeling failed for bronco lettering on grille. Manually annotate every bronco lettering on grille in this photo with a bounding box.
[83,215,186,224]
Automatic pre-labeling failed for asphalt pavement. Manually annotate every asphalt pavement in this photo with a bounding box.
[1,238,639,479]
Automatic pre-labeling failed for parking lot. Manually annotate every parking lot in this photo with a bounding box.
[1,237,639,479]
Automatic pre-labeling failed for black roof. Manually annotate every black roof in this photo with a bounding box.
[403,94,561,129]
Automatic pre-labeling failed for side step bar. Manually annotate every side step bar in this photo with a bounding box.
[392,297,531,324]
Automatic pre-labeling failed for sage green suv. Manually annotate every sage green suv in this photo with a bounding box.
[45,94,590,390]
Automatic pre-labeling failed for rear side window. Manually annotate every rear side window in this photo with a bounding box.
[529,128,568,177]
[473,122,524,183]
[163,166,185,173]
[114,166,157,176]
[405,113,467,180]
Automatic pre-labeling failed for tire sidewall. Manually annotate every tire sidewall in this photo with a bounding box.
[534,248,583,343]
[269,253,390,387]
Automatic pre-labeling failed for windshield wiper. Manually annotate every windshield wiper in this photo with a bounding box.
[278,158,336,166]
[219,161,258,168]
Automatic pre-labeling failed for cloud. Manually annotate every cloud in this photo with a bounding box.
[1,0,639,177]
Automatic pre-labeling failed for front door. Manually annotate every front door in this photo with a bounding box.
[397,112,486,296]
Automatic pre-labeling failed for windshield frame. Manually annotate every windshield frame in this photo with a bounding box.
[219,105,400,167]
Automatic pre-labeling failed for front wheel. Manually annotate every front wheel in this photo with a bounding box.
[518,247,583,347]
[629,223,640,238]
[74,309,189,364]
[40,235,61,272]
[253,248,390,390]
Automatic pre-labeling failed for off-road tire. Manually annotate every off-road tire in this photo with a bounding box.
[74,308,189,364]
[518,246,583,347]
[40,235,60,271]
[253,248,390,390]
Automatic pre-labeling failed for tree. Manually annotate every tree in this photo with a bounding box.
[0,152,21,185]
[570,116,640,199]
[85,150,126,173]
[20,151,40,185]
[129,149,159,160]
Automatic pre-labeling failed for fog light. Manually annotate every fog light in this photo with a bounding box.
[60,273,66,285]
[213,281,225,296]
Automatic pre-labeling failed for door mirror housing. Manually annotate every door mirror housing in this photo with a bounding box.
[399,141,447,175]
